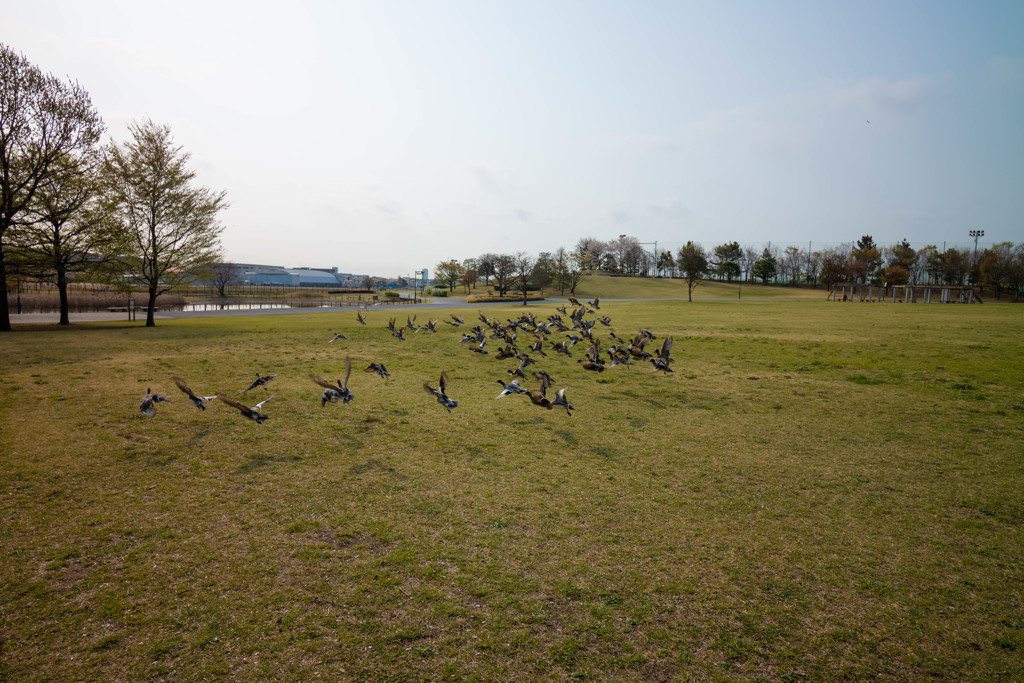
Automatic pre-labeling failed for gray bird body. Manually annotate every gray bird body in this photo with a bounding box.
[174,377,215,410]
[425,371,458,412]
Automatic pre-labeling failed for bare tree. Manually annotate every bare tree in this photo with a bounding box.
[212,262,240,297]
[0,44,105,331]
[512,251,537,305]
[476,253,496,286]
[740,246,760,282]
[101,120,227,327]
[458,264,477,293]
[491,254,515,297]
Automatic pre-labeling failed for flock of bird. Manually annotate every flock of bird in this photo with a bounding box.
[138,295,674,423]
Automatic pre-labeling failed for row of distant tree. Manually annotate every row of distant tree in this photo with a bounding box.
[436,235,1024,302]
[0,44,227,329]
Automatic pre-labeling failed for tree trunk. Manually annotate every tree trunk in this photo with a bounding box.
[57,265,70,325]
[0,246,10,331]
[146,284,158,327]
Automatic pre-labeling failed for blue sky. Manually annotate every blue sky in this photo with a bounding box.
[6,1,1023,274]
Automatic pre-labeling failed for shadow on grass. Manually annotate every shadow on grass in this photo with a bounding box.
[235,454,302,473]
[348,458,405,479]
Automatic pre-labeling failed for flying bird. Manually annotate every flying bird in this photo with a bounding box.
[650,357,673,373]
[217,393,274,424]
[495,378,527,398]
[311,357,354,406]
[364,362,390,379]
[356,311,367,325]
[424,371,458,412]
[243,372,277,392]
[139,388,170,417]
[329,332,347,343]
[173,377,216,410]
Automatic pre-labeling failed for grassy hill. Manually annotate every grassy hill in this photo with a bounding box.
[569,275,819,300]
[2,301,1022,680]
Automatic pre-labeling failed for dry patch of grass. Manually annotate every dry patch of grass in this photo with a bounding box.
[1,301,1022,680]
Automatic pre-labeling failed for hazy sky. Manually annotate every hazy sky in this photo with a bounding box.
[7,1,1023,274]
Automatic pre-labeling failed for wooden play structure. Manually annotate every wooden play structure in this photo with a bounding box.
[828,283,982,303]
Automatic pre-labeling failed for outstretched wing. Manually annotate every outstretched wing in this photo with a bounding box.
[342,357,352,387]
[439,371,449,395]
[311,375,337,390]
[217,394,250,412]
[252,393,275,411]
[173,376,197,399]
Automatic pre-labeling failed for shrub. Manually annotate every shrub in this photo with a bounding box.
[383,291,400,298]
[427,287,448,297]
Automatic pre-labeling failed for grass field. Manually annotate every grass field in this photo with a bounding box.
[2,300,1022,680]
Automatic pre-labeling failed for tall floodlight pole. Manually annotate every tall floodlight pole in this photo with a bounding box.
[969,229,984,259]
[969,230,984,286]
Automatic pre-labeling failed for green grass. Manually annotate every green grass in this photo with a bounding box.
[2,301,1023,680]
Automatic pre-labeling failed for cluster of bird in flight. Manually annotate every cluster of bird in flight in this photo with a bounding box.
[138,296,673,423]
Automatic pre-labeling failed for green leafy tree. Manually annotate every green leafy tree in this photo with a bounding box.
[752,249,778,284]
[657,250,676,278]
[717,261,741,281]
[19,155,113,325]
[101,120,227,327]
[0,44,105,331]
[566,250,588,295]
[851,235,882,283]
[712,241,742,279]
[534,251,555,291]
[677,241,708,301]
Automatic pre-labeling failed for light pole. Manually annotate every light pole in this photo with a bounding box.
[969,230,984,286]
[969,229,984,258]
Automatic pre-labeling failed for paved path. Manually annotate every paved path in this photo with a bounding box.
[10,295,811,325]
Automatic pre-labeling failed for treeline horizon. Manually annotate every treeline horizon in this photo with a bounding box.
[429,235,1024,302]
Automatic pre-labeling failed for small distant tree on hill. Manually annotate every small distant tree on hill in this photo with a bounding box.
[657,250,676,278]
[566,250,588,295]
[677,241,708,302]
[717,261,741,282]
[752,249,778,284]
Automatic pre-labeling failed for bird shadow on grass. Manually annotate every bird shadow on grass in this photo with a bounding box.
[235,453,302,474]
[348,458,405,479]
[145,450,177,467]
